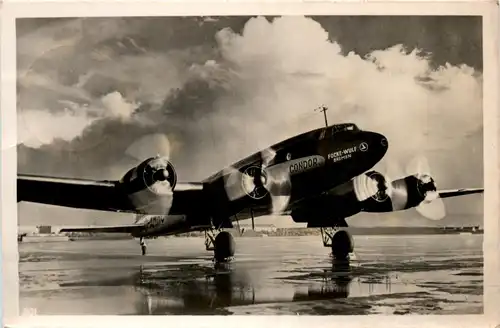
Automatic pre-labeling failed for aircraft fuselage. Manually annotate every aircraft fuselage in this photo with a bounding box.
[134,124,389,237]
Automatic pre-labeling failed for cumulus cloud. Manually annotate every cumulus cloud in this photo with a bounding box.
[19,16,483,177]
[18,90,140,149]
[18,108,96,148]
[17,16,483,227]
[187,17,482,183]
[101,91,139,120]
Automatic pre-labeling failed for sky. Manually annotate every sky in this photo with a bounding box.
[17,16,484,228]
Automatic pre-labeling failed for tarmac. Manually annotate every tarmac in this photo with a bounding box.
[18,234,483,315]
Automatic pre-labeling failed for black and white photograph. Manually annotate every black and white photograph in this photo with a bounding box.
[3,4,498,323]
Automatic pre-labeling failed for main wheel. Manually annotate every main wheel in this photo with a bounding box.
[213,231,235,262]
[331,230,354,260]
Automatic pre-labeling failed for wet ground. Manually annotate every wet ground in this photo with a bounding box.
[18,234,483,315]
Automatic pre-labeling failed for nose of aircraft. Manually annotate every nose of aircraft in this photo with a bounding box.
[365,132,389,160]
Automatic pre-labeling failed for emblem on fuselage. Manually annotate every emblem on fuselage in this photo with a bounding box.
[286,153,292,161]
[359,142,369,152]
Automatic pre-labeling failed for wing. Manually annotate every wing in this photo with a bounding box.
[17,174,135,212]
[59,225,142,234]
[17,174,204,214]
[438,188,484,199]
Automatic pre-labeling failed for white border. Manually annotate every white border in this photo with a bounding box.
[2,1,499,327]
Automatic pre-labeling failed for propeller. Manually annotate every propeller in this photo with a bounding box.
[379,159,410,212]
[126,133,175,190]
[363,168,409,213]
[124,133,176,214]
[406,155,445,220]
[223,147,292,214]
[376,154,446,220]
[125,133,171,162]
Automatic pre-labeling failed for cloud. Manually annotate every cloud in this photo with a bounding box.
[189,17,482,179]
[19,16,483,178]
[101,91,139,120]
[18,108,97,148]
[17,16,483,227]
[18,91,141,149]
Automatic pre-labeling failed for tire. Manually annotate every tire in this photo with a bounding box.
[331,230,354,260]
[214,231,235,262]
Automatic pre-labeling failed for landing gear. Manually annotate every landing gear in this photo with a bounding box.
[139,237,147,256]
[320,227,354,261]
[205,229,235,263]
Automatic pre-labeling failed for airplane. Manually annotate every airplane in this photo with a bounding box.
[17,112,484,263]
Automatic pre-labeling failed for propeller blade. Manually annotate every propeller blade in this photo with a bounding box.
[389,178,409,211]
[406,154,431,177]
[416,197,446,220]
[368,163,408,211]
[128,167,174,214]
[137,192,174,215]
[270,195,291,214]
[376,155,446,220]
[125,133,171,162]
[261,147,277,168]
[406,154,446,220]
[223,166,247,201]
[222,147,292,214]
[384,159,405,181]
[265,165,292,213]
[123,135,176,215]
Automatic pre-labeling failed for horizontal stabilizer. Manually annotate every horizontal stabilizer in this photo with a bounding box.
[59,225,142,234]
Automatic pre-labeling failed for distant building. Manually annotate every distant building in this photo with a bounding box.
[37,225,52,234]
[240,224,277,232]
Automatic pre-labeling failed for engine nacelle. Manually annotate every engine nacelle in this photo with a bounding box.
[356,171,437,213]
[119,156,177,214]
[291,170,438,225]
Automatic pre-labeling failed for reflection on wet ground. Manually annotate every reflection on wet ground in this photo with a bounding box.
[19,235,483,315]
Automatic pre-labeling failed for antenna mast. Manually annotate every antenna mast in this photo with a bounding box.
[315,105,329,128]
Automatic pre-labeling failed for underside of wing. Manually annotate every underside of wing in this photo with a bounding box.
[17,174,135,213]
[438,188,484,199]
[59,224,142,234]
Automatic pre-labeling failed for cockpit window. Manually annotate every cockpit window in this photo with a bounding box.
[318,123,358,140]
[319,129,327,140]
[331,123,359,135]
